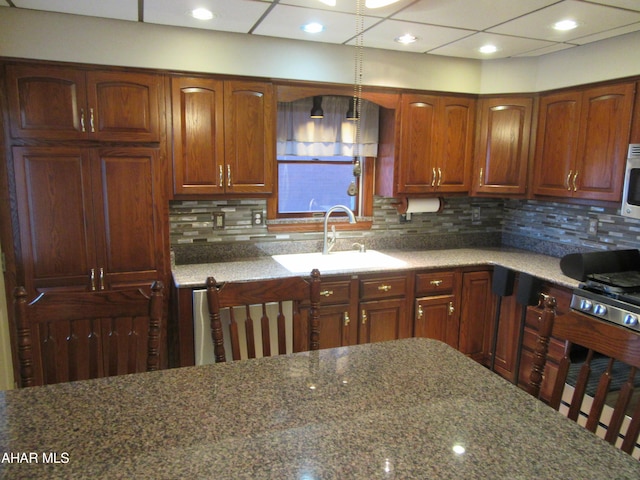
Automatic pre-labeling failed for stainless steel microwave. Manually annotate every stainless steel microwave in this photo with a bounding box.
[622,144,640,219]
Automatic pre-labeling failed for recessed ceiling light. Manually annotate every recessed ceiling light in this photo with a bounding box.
[395,33,418,45]
[479,44,498,54]
[553,19,578,31]
[301,22,325,34]
[191,8,214,21]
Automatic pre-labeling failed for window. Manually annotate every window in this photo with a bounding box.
[275,96,379,219]
[277,156,358,215]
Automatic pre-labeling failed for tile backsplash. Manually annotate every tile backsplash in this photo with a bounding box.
[169,197,640,264]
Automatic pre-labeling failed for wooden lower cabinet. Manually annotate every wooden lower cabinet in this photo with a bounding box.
[459,270,494,363]
[414,270,460,348]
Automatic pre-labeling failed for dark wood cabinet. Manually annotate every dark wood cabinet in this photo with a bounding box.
[473,97,533,196]
[6,64,162,142]
[13,146,166,295]
[414,270,460,348]
[171,77,274,195]
[533,83,634,201]
[459,270,494,363]
[358,274,411,344]
[396,94,474,194]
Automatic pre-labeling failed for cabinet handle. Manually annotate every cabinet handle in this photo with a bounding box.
[80,108,86,133]
[89,268,96,291]
[431,168,437,187]
[89,107,95,133]
[320,290,334,297]
[430,279,443,287]
[479,167,483,187]
[361,309,367,325]
[344,312,350,326]
[448,301,454,315]
[566,170,573,191]
[377,284,392,292]
[219,165,223,187]
[572,171,579,192]
[98,267,105,291]
[417,304,423,319]
[227,165,231,187]
[437,167,442,187]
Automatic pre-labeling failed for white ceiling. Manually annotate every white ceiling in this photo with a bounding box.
[1,0,640,59]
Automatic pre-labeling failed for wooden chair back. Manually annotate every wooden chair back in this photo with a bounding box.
[529,294,640,457]
[206,269,321,362]
[14,281,164,387]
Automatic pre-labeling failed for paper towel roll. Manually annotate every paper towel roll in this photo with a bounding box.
[405,198,443,214]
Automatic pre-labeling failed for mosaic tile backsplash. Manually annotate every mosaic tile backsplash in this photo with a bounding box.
[169,197,640,264]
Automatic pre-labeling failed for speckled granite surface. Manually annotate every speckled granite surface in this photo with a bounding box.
[172,247,580,289]
[1,338,637,479]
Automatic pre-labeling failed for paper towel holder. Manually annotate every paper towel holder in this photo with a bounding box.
[392,197,444,219]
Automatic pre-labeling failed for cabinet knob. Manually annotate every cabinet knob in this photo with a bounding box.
[219,165,224,187]
[437,167,442,187]
[320,290,334,297]
[448,301,454,315]
[417,304,423,319]
[99,267,105,291]
[344,312,350,326]
[80,108,86,133]
[479,167,484,187]
[227,165,232,187]
[431,168,437,187]
[89,107,95,133]
[572,171,579,192]
[89,268,96,291]
[430,279,443,287]
[566,170,573,191]
[361,309,367,325]
[377,284,392,292]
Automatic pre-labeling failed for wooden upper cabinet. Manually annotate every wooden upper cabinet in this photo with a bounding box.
[473,97,533,196]
[397,93,474,194]
[533,83,634,201]
[223,80,274,194]
[6,64,161,142]
[171,77,225,195]
[13,146,166,294]
[171,77,274,195]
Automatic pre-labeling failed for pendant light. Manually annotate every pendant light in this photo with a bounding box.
[310,96,324,118]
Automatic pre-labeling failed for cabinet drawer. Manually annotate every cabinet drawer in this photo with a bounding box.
[415,271,456,295]
[318,280,352,305]
[360,276,407,300]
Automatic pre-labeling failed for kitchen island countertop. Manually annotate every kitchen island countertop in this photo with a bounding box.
[172,247,580,289]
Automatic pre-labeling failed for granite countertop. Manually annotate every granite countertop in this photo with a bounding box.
[172,247,579,289]
[1,338,637,479]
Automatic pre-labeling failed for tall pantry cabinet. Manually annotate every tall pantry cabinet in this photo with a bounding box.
[4,63,169,296]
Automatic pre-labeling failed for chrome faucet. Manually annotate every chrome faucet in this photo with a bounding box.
[322,205,356,255]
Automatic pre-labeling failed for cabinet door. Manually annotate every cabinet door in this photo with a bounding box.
[316,304,355,350]
[6,65,88,140]
[459,271,493,363]
[573,83,634,201]
[223,80,274,193]
[359,298,407,344]
[397,94,438,193]
[436,97,474,193]
[91,147,165,289]
[86,71,162,142]
[533,92,581,197]
[171,77,225,195]
[414,295,458,348]
[473,97,532,195]
[13,147,97,293]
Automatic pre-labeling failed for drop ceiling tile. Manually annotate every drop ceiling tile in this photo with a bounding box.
[570,21,640,44]
[352,19,473,53]
[428,32,558,59]
[513,42,576,57]
[253,4,379,44]
[488,0,640,42]
[144,0,272,33]
[586,0,640,12]
[280,0,415,17]
[392,0,558,31]
[11,0,138,21]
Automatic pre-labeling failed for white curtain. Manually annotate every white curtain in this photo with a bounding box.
[277,96,379,157]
